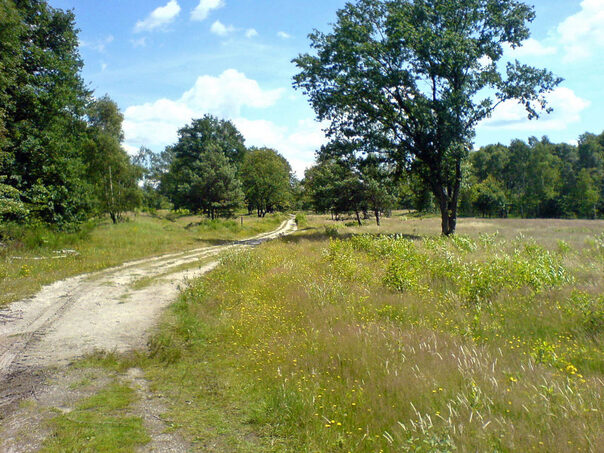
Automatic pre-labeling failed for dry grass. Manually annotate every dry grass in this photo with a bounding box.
[141,214,603,452]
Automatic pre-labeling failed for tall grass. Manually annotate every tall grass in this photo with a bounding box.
[144,217,603,451]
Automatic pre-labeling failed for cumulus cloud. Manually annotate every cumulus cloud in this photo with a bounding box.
[210,20,235,36]
[234,118,328,177]
[191,0,225,21]
[480,87,590,131]
[122,70,325,176]
[277,31,291,39]
[557,0,604,62]
[245,28,258,38]
[134,0,181,33]
[504,38,557,58]
[123,69,284,150]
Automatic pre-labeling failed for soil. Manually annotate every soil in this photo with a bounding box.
[0,218,297,451]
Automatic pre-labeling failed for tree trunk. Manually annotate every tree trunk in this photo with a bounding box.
[110,212,117,224]
[433,160,461,236]
[374,209,380,226]
[355,210,362,226]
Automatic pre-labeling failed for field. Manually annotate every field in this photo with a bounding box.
[138,214,603,452]
[0,212,285,307]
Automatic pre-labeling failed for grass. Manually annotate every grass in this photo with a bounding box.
[138,213,603,452]
[0,211,285,306]
[42,381,149,452]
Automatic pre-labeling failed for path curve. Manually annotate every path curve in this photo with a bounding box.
[0,218,297,411]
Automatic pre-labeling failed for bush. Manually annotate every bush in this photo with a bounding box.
[294,212,308,228]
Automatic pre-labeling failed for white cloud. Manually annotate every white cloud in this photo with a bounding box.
[123,69,284,151]
[480,87,590,131]
[191,0,225,21]
[245,28,258,38]
[101,62,108,72]
[134,0,181,33]
[80,35,114,53]
[210,20,235,36]
[557,0,604,62]
[234,118,328,177]
[277,31,291,39]
[504,38,557,58]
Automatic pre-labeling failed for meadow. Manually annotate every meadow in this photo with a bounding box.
[0,212,285,307]
[140,213,603,452]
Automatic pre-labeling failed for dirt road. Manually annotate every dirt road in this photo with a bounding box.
[0,218,297,414]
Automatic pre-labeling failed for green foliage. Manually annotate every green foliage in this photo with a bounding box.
[241,147,292,216]
[303,154,396,225]
[471,176,507,218]
[294,212,308,228]
[85,96,142,223]
[294,0,561,234]
[0,177,28,220]
[2,0,92,227]
[162,116,245,218]
[468,133,604,219]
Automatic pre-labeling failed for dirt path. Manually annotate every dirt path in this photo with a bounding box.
[0,218,296,421]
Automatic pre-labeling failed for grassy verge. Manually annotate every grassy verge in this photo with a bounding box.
[0,212,285,306]
[140,215,603,452]
[42,381,149,452]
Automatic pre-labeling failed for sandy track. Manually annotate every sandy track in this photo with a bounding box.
[0,218,296,412]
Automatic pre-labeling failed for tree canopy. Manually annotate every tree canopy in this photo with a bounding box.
[294,0,561,235]
[162,116,245,218]
[1,0,93,226]
[241,148,292,217]
[84,96,142,223]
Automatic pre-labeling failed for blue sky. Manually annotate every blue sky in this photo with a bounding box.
[48,0,604,175]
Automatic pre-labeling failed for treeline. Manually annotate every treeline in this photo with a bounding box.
[0,0,294,233]
[461,133,604,219]
[299,132,604,222]
[137,115,293,219]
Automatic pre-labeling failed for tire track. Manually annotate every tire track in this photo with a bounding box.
[0,218,296,412]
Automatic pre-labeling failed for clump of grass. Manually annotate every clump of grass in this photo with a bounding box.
[142,218,603,451]
[42,382,149,452]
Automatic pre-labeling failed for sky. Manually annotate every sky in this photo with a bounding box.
[48,0,604,176]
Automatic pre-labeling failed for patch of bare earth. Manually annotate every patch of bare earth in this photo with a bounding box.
[0,218,296,451]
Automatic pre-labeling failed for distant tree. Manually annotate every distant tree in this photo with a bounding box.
[132,146,170,211]
[359,157,397,226]
[294,0,561,235]
[471,176,507,218]
[569,169,599,219]
[167,150,243,219]
[303,160,361,221]
[163,116,245,218]
[241,148,292,217]
[84,96,142,223]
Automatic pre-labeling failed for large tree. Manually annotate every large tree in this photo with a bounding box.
[241,147,292,217]
[294,0,561,235]
[2,0,91,225]
[163,116,245,218]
